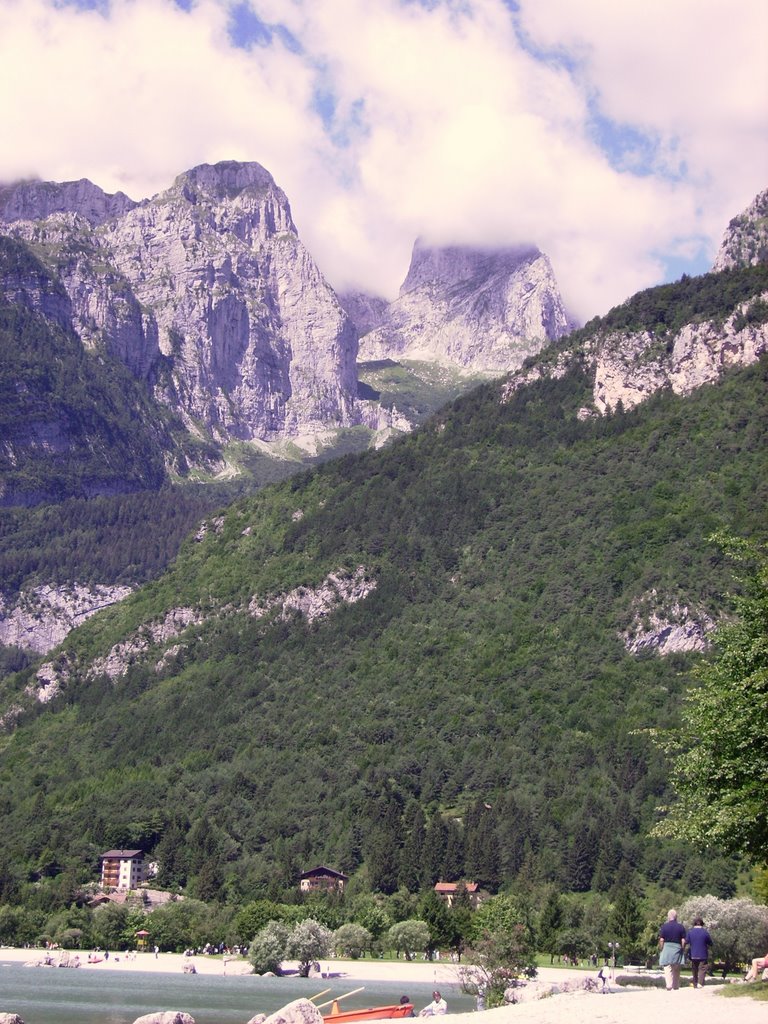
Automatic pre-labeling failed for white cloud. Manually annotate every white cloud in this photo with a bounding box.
[0,0,765,321]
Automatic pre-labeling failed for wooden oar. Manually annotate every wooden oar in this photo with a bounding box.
[316,987,366,1012]
[309,989,332,1002]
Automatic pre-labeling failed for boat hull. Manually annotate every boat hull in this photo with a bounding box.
[323,1004,414,1023]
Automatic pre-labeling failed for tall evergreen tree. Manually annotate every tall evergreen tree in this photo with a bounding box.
[608,884,644,963]
[538,889,563,963]
[398,802,426,891]
[464,801,500,891]
[419,888,453,954]
[423,814,449,886]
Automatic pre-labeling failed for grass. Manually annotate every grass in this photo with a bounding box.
[721,983,768,1001]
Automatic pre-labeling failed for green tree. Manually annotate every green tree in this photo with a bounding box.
[234,900,285,944]
[249,920,290,975]
[679,895,768,976]
[398,802,426,891]
[464,801,500,891]
[449,882,474,960]
[146,899,214,953]
[537,889,563,963]
[608,886,645,964]
[387,919,430,961]
[91,902,129,950]
[652,535,768,861]
[348,894,391,942]
[418,889,452,955]
[461,894,537,1006]
[287,918,333,977]
[333,923,372,959]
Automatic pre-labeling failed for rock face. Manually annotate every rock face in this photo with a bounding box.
[0,177,136,225]
[505,296,768,414]
[1,161,361,444]
[358,240,576,374]
[28,563,377,696]
[620,590,715,657]
[337,289,389,337]
[713,187,768,271]
[0,583,134,655]
[591,312,767,414]
[261,999,323,1024]
[503,186,768,413]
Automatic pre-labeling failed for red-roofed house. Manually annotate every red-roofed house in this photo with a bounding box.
[434,881,485,909]
[100,849,147,890]
[299,865,349,893]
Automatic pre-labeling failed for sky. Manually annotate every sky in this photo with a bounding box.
[0,0,766,322]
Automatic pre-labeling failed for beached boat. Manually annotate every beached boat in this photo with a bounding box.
[322,1004,413,1024]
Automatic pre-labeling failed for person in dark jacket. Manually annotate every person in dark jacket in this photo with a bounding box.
[658,909,686,990]
[685,916,713,988]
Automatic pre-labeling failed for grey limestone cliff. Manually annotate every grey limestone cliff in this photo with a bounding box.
[358,240,576,375]
[503,186,768,414]
[1,162,362,444]
[0,176,136,226]
[713,187,768,272]
[337,290,389,337]
[0,583,134,655]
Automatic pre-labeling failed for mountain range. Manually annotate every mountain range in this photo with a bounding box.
[0,176,766,905]
[0,161,577,510]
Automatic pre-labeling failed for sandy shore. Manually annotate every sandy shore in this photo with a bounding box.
[1,947,764,1024]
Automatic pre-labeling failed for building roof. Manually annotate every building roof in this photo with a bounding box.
[100,849,144,859]
[300,865,349,880]
[434,881,479,893]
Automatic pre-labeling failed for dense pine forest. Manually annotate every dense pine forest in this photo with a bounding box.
[0,349,765,909]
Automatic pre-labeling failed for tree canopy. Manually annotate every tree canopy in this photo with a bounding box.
[653,534,768,861]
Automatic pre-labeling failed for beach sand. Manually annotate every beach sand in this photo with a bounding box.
[0,947,764,1024]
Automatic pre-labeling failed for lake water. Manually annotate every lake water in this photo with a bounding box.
[0,962,474,1024]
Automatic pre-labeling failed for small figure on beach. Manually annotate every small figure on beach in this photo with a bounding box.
[658,909,686,991]
[744,951,768,981]
[597,965,610,992]
[399,995,415,1016]
[685,916,713,989]
[419,990,447,1015]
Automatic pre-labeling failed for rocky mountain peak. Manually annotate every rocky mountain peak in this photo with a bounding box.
[0,177,136,226]
[172,160,283,203]
[712,187,768,271]
[358,239,576,375]
[1,161,364,448]
[401,239,541,294]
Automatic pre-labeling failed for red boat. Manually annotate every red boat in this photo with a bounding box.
[323,1004,414,1023]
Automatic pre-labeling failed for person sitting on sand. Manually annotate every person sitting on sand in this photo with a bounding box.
[419,991,447,1015]
[744,951,768,981]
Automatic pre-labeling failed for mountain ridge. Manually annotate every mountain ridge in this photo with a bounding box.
[356,239,576,374]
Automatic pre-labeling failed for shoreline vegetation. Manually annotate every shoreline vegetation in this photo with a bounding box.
[1,947,767,1024]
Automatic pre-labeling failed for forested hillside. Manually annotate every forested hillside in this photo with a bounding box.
[0,338,765,904]
[0,236,198,506]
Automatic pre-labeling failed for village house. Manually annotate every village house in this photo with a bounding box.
[433,881,486,909]
[99,849,148,890]
[299,865,349,894]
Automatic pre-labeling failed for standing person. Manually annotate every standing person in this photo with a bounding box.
[685,916,713,989]
[419,991,447,1015]
[658,909,687,991]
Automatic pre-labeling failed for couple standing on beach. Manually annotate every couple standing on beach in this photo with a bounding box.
[658,909,712,991]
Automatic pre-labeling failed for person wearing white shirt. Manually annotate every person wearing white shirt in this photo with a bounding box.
[419,991,447,1016]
